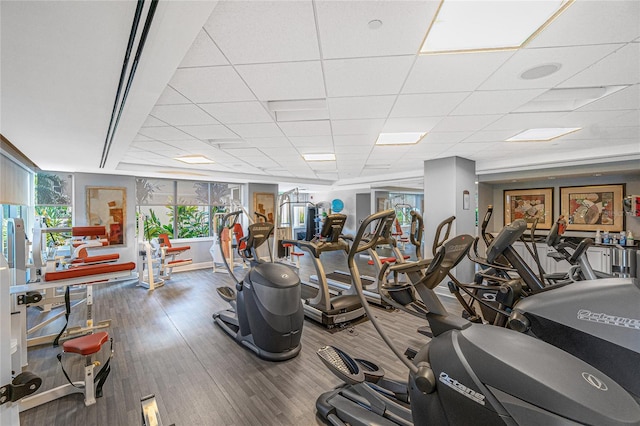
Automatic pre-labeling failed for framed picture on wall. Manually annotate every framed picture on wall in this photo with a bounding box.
[253,192,275,223]
[560,184,625,232]
[504,188,553,230]
[86,186,126,245]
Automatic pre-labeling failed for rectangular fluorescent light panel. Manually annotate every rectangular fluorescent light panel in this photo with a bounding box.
[303,153,335,161]
[421,0,573,54]
[376,133,426,145]
[506,128,581,142]
[268,99,326,112]
[514,85,628,113]
[174,155,214,164]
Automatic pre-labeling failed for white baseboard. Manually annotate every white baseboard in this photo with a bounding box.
[172,261,213,273]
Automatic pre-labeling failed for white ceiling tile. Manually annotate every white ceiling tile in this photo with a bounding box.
[450,89,545,116]
[289,136,333,148]
[483,112,568,131]
[170,67,255,103]
[179,29,228,68]
[142,115,167,127]
[383,117,443,133]
[479,44,622,90]
[391,92,470,118]
[204,1,319,64]
[177,125,239,140]
[279,120,332,137]
[156,86,191,105]
[462,130,518,143]
[223,148,263,158]
[315,1,438,59]
[227,123,284,138]
[133,133,153,141]
[403,50,514,94]
[528,1,640,48]
[578,84,640,112]
[324,56,414,97]
[431,115,502,133]
[333,134,376,147]
[558,43,640,88]
[245,137,294,148]
[421,132,473,145]
[139,126,193,141]
[328,96,396,119]
[199,101,273,124]
[335,144,373,154]
[558,110,632,128]
[150,104,218,126]
[275,110,330,122]
[600,110,640,128]
[131,141,178,152]
[332,119,385,135]
[236,61,325,101]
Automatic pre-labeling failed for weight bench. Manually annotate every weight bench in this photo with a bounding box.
[158,233,192,280]
[20,331,113,411]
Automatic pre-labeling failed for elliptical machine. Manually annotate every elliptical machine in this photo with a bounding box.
[212,211,304,361]
[315,210,640,425]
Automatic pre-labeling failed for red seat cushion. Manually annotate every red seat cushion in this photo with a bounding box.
[166,246,190,253]
[45,262,136,282]
[63,331,109,355]
[71,254,120,264]
[72,226,107,237]
[290,252,304,257]
[168,259,192,265]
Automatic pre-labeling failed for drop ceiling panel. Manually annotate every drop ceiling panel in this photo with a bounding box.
[227,123,284,138]
[450,89,545,116]
[236,61,325,101]
[131,141,179,152]
[558,110,632,129]
[527,1,640,48]
[156,86,191,105]
[483,112,568,131]
[178,29,228,68]
[421,131,473,145]
[601,111,640,128]
[324,56,414,97]
[139,126,193,141]
[328,96,396,119]
[462,130,518,143]
[204,1,319,64]
[177,125,239,140]
[558,43,640,88]
[151,104,218,126]
[279,120,332,137]
[170,66,255,103]
[133,133,153,142]
[332,119,385,135]
[142,116,168,127]
[245,137,294,148]
[391,92,470,118]
[431,114,502,133]
[403,51,514,94]
[333,134,376,146]
[479,44,622,90]
[223,148,263,158]
[199,101,273,124]
[290,136,333,148]
[578,84,639,112]
[382,117,443,133]
[315,1,436,59]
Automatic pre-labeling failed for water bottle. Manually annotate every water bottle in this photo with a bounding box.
[627,231,635,247]
[595,229,602,244]
[619,232,626,246]
[603,231,610,244]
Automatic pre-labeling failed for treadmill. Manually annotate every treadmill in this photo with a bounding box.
[311,214,405,307]
[283,214,365,328]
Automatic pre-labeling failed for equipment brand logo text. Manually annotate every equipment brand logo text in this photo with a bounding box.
[439,372,485,405]
[577,310,640,330]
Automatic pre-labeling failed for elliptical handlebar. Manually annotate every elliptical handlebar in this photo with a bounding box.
[347,209,396,262]
[432,215,455,256]
[486,219,527,264]
[218,210,243,286]
[219,210,242,235]
[409,210,424,259]
[481,205,494,246]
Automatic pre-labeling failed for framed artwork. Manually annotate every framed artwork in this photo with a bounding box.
[560,184,625,232]
[253,192,275,223]
[504,188,553,230]
[86,186,126,245]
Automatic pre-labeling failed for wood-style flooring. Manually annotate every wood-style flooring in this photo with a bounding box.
[19,248,463,426]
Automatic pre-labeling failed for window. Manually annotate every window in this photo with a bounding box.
[34,172,73,246]
[136,178,241,240]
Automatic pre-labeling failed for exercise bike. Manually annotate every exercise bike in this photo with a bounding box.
[212,211,304,361]
[315,209,640,425]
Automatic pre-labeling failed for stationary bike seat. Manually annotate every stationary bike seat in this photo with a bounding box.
[216,286,236,302]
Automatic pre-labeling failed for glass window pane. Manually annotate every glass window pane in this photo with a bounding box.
[138,206,174,240]
[177,181,209,206]
[176,206,209,238]
[136,178,174,205]
[210,183,232,206]
[35,172,72,206]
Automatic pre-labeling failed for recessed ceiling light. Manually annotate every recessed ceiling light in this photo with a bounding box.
[376,132,426,146]
[420,0,574,54]
[506,127,581,142]
[515,85,628,113]
[174,155,214,164]
[268,99,326,112]
[303,153,336,162]
[520,63,562,80]
[368,19,383,30]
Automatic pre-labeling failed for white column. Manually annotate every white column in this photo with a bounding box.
[424,157,476,283]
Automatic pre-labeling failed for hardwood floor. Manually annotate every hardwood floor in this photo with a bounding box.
[19,249,463,425]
